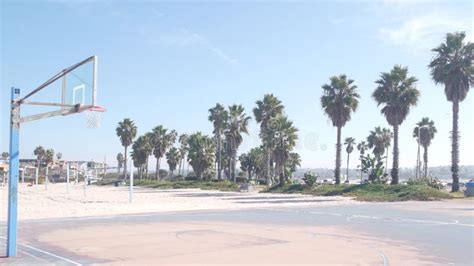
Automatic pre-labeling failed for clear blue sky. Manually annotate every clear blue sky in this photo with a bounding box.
[1,0,473,170]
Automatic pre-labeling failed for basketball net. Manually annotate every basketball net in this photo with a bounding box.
[85,110,102,128]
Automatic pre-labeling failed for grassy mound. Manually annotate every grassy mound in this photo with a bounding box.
[133,179,239,191]
[263,183,452,202]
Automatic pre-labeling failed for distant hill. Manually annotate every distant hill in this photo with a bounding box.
[294,165,474,181]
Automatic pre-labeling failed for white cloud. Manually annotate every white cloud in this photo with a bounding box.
[379,13,471,52]
[149,29,238,64]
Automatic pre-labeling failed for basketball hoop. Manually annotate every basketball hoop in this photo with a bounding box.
[83,106,106,128]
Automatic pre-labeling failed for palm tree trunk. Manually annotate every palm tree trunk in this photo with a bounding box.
[451,100,460,192]
[385,148,389,174]
[123,146,128,180]
[346,152,350,182]
[217,135,222,181]
[391,124,399,184]
[232,149,237,183]
[335,126,342,185]
[265,149,271,185]
[145,157,149,179]
[359,155,363,183]
[279,164,284,186]
[156,158,161,180]
[423,145,428,178]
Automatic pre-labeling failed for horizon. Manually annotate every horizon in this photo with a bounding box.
[1,0,473,171]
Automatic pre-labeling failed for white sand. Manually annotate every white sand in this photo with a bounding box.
[0,183,357,220]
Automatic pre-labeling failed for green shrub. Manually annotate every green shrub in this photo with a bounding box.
[302,171,318,187]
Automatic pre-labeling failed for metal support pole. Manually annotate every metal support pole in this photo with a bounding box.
[7,87,20,257]
[129,162,133,203]
[45,167,49,190]
[66,163,70,194]
[35,167,38,185]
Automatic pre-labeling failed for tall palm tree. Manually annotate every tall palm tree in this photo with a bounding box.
[225,104,251,182]
[373,65,419,184]
[344,137,356,181]
[413,118,437,178]
[356,141,368,182]
[166,147,180,178]
[429,32,473,192]
[321,74,360,184]
[116,153,124,175]
[253,94,284,184]
[116,118,137,179]
[267,115,298,186]
[187,132,216,180]
[151,126,177,180]
[208,103,229,181]
[178,134,189,176]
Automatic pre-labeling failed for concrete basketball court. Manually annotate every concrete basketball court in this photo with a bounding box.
[1,186,473,265]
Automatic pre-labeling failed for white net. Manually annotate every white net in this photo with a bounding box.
[85,110,102,128]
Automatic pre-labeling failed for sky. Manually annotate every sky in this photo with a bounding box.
[1,0,473,171]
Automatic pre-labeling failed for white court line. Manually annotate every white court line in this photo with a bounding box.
[266,207,474,227]
[0,236,81,265]
[0,241,51,264]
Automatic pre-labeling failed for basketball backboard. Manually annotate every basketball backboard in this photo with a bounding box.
[16,56,105,124]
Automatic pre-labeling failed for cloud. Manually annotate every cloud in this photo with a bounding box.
[149,29,238,64]
[379,13,471,52]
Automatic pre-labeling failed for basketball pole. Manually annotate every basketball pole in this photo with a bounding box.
[7,87,20,257]
[129,161,133,203]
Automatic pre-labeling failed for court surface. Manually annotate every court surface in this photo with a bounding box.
[1,190,473,265]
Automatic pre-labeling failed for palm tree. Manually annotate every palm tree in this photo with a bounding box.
[34,146,46,177]
[413,118,437,178]
[142,133,154,179]
[166,147,180,178]
[208,103,229,181]
[187,132,216,180]
[429,32,473,192]
[267,115,298,186]
[131,136,149,179]
[253,94,284,184]
[239,153,253,180]
[373,65,420,184]
[44,149,54,182]
[116,118,137,179]
[225,104,251,182]
[344,137,356,182]
[285,152,301,180]
[367,127,393,166]
[116,153,124,175]
[357,141,368,182]
[151,126,177,180]
[178,134,189,176]
[56,152,62,161]
[321,74,360,184]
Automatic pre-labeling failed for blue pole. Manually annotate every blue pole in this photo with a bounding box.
[7,87,20,257]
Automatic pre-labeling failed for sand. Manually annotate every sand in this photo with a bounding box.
[0,183,358,221]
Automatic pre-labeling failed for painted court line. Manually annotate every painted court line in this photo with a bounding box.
[0,236,81,265]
